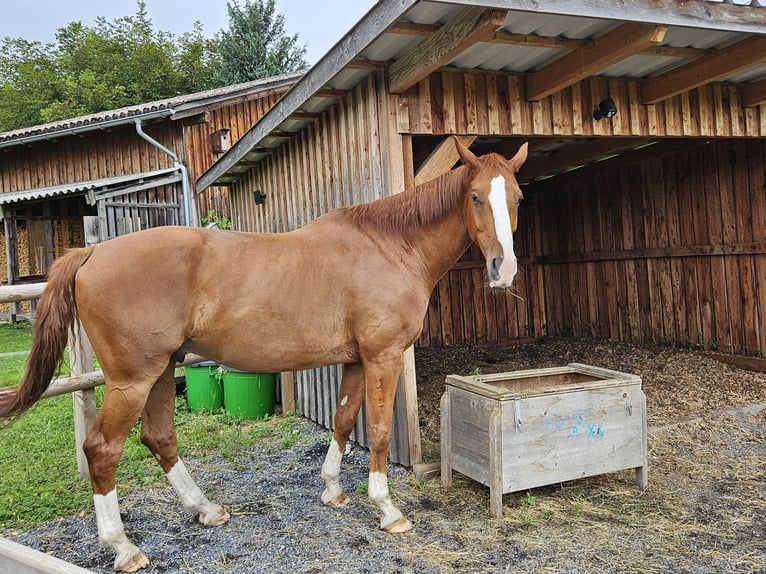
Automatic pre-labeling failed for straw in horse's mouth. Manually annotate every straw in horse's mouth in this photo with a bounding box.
[505,289,525,302]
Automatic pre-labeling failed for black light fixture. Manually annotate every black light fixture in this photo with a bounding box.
[253,189,267,205]
[593,98,618,120]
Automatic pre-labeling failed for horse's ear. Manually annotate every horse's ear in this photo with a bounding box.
[509,142,529,173]
[454,135,481,170]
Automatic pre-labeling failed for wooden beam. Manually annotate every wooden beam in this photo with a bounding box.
[642,34,766,104]
[525,23,668,101]
[743,77,766,107]
[414,136,477,186]
[388,7,507,94]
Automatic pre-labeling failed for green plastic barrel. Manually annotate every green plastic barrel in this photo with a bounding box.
[221,368,277,419]
[185,362,224,412]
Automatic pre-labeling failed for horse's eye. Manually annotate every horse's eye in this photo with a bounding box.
[471,193,482,206]
[516,195,523,207]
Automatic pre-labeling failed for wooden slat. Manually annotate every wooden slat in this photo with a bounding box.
[388,8,507,94]
[525,23,667,102]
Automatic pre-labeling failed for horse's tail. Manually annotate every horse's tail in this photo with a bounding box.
[0,246,95,423]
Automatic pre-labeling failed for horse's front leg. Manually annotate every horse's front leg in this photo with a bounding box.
[321,363,365,507]
[363,353,413,533]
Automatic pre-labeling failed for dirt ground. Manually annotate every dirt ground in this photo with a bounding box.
[5,337,766,573]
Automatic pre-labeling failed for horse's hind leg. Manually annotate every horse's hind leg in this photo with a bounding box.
[321,362,365,507]
[83,381,153,572]
[140,365,229,527]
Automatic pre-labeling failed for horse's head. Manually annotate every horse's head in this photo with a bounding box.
[455,137,528,290]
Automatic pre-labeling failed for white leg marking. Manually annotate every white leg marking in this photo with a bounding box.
[488,175,518,287]
[368,471,404,529]
[167,459,228,525]
[321,438,344,504]
[340,394,348,406]
[94,490,147,571]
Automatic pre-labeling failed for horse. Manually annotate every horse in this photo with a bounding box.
[0,137,528,572]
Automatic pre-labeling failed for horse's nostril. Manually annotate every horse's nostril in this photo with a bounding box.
[489,256,503,281]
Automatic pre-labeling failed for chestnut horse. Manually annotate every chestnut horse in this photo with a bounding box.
[0,138,527,572]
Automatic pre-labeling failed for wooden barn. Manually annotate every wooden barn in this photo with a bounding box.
[0,73,300,305]
[197,0,766,466]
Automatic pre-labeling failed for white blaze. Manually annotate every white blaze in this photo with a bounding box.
[488,175,513,255]
[487,175,517,286]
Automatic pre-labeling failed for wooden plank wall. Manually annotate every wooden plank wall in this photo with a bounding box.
[228,73,417,465]
[417,243,543,347]
[0,123,185,194]
[398,71,766,138]
[182,86,290,220]
[528,138,766,357]
[230,81,389,232]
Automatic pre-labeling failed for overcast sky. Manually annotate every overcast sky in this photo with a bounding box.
[0,0,378,65]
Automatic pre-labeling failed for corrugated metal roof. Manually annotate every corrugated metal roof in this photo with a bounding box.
[0,167,181,207]
[197,0,766,190]
[0,72,303,149]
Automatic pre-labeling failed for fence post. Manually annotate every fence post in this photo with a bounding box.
[71,215,101,479]
[70,327,96,479]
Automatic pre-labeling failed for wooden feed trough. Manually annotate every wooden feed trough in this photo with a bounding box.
[440,364,648,517]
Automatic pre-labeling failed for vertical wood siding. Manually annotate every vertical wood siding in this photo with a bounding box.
[0,123,185,194]
[399,72,766,138]
[528,139,766,357]
[182,87,290,219]
[228,74,416,464]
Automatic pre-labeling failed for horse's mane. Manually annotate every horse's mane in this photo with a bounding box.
[342,165,470,236]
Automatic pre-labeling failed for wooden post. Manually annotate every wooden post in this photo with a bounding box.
[3,208,20,321]
[72,215,101,479]
[400,346,421,465]
[440,390,453,488]
[280,371,295,413]
[70,324,95,480]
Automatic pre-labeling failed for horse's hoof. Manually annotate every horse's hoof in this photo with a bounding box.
[199,506,230,527]
[383,516,413,534]
[324,492,352,508]
[114,550,149,572]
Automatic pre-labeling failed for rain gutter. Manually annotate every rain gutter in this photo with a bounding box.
[133,117,194,227]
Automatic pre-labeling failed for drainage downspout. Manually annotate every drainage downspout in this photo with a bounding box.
[133,117,194,226]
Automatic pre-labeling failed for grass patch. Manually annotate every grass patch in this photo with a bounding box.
[0,322,309,531]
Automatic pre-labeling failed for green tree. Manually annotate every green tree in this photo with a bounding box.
[0,38,63,130]
[213,0,307,85]
[0,1,219,131]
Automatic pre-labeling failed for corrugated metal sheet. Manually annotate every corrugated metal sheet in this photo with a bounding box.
[0,73,303,148]
[0,167,180,206]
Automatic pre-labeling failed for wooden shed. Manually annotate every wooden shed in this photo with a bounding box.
[197,0,766,466]
[0,73,300,307]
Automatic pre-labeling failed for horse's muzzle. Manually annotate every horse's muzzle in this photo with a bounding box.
[488,255,517,289]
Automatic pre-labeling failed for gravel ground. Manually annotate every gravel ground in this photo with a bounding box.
[4,337,766,574]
